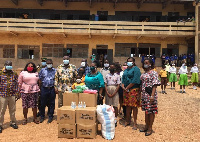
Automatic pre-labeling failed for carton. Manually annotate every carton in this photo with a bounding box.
[57,106,76,124]
[63,92,79,106]
[79,93,97,107]
[58,124,76,138]
[77,124,97,139]
[76,107,96,125]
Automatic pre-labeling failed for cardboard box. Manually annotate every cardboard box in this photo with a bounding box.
[63,92,79,106]
[57,106,76,124]
[58,124,76,138]
[79,93,97,107]
[76,107,96,125]
[77,124,97,139]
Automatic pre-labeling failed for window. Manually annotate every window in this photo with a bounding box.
[138,43,161,57]
[18,45,39,59]
[0,44,15,58]
[66,44,89,58]
[42,44,64,58]
[115,43,137,57]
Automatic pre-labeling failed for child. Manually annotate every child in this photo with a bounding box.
[190,63,199,90]
[165,62,171,86]
[169,64,177,90]
[159,65,168,94]
[105,63,120,127]
[71,75,85,90]
[178,60,188,93]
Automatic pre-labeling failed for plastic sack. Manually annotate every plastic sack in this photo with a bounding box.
[96,104,115,140]
[76,85,88,90]
[83,89,98,94]
[72,89,83,93]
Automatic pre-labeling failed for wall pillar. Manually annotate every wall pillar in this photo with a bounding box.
[195,4,199,66]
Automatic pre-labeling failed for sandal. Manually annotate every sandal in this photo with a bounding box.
[33,119,40,124]
[132,124,137,130]
[140,128,148,132]
[123,122,130,127]
[145,130,153,136]
[22,119,27,125]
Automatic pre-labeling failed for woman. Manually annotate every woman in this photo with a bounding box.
[140,58,161,136]
[121,57,141,130]
[85,62,105,105]
[178,60,188,93]
[169,64,177,90]
[190,63,199,90]
[18,62,40,124]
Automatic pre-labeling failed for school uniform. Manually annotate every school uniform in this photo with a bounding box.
[169,67,177,82]
[178,65,188,86]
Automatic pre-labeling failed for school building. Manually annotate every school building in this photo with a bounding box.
[0,0,199,68]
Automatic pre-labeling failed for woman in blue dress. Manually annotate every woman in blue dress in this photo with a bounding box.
[85,62,105,105]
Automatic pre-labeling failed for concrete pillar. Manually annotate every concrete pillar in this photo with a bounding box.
[195,4,199,66]
[14,44,17,59]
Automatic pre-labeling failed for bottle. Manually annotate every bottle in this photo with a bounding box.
[71,102,74,109]
[78,101,81,108]
[83,102,86,108]
[74,102,76,109]
[68,87,72,93]
[80,101,83,108]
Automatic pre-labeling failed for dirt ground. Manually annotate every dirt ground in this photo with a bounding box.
[0,82,200,142]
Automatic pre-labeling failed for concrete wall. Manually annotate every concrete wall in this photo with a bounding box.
[0,33,188,68]
[0,1,194,16]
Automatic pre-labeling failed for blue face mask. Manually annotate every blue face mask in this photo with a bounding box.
[127,62,133,67]
[63,60,69,65]
[5,66,12,70]
[41,62,46,66]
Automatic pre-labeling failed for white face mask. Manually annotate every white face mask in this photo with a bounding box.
[172,66,175,68]
[47,64,52,68]
[63,60,69,65]
[81,62,86,67]
[76,79,81,83]
[104,63,109,68]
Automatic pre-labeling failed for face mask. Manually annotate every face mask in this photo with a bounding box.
[127,62,133,67]
[63,60,69,65]
[81,62,86,67]
[90,66,95,71]
[47,64,52,68]
[41,62,46,66]
[76,79,82,83]
[172,66,175,68]
[27,67,33,72]
[5,66,12,70]
[104,63,109,68]
[109,68,115,73]
[182,63,185,66]
[123,66,127,70]
[144,64,150,69]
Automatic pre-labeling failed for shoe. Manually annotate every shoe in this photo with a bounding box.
[0,126,3,133]
[33,119,40,124]
[180,91,182,93]
[164,91,167,94]
[10,123,18,129]
[162,91,164,94]
[47,118,53,124]
[22,119,27,125]
[140,128,148,132]
[40,118,45,123]
[183,91,186,93]
[37,112,40,117]
[145,130,153,136]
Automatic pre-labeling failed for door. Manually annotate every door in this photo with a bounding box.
[107,49,113,64]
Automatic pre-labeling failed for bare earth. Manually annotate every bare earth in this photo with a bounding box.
[0,82,200,142]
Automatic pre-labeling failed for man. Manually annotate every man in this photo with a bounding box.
[39,59,56,123]
[161,53,166,65]
[0,61,20,133]
[37,58,47,117]
[77,59,90,76]
[55,56,77,108]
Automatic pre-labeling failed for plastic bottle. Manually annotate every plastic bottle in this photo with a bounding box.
[71,102,74,109]
[83,102,86,108]
[73,102,76,109]
[80,101,83,108]
[78,101,81,108]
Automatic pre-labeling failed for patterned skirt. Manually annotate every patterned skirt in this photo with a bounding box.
[123,88,140,107]
[21,93,38,108]
[141,92,158,114]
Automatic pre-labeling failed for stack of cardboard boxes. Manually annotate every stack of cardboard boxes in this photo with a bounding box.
[58,92,98,139]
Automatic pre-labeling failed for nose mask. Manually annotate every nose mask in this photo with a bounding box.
[76,79,82,83]
[104,63,109,68]
[127,62,133,67]
[63,60,69,65]
[27,67,33,72]
[81,62,86,67]
[5,66,13,70]
[144,64,150,69]
[123,66,127,70]
[41,62,46,66]
[90,66,96,71]
[47,64,52,68]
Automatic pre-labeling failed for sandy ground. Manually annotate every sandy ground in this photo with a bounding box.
[0,82,200,142]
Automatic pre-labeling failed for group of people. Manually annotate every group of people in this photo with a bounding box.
[161,53,195,67]
[0,55,198,137]
[159,60,199,94]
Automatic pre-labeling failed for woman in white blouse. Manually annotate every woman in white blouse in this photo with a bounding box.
[190,63,199,90]
[178,60,188,93]
[169,64,177,90]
